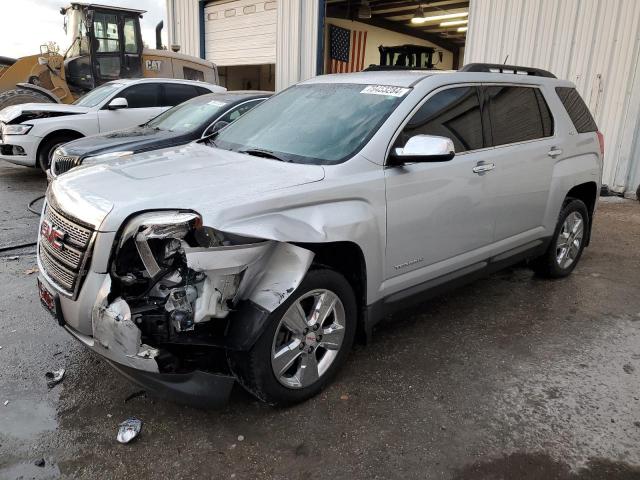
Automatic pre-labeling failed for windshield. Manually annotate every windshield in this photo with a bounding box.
[73,83,122,107]
[214,84,407,164]
[147,95,228,132]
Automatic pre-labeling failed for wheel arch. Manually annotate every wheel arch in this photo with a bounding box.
[565,181,598,245]
[36,129,85,160]
[297,241,368,344]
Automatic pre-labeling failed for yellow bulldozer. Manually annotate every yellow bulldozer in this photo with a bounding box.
[0,2,219,109]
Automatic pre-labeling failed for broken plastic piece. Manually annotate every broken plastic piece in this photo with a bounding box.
[117,418,142,444]
[3,400,8,406]
[45,369,65,388]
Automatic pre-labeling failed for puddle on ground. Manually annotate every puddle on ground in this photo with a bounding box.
[452,452,640,479]
[0,461,61,480]
[0,397,58,440]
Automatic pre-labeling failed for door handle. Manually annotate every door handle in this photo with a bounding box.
[548,147,563,158]
[472,162,495,174]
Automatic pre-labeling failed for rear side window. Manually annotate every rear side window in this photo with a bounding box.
[401,86,484,153]
[161,84,202,107]
[119,84,161,108]
[555,87,598,133]
[486,86,553,146]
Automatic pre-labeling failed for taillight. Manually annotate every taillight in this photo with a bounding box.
[596,131,605,157]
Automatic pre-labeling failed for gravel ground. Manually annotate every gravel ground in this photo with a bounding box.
[1,162,640,479]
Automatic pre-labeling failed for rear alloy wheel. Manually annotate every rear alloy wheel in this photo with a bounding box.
[531,198,589,278]
[229,268,356,406]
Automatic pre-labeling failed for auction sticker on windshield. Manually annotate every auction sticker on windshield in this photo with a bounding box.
[361,85,410,97]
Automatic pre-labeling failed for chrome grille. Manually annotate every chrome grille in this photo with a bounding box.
[50,152,81,177]
[38,204,95,297]
[45,205,92,248]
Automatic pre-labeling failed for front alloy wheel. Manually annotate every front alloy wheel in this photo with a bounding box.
[229,268,356,406]
[271,289,346,389]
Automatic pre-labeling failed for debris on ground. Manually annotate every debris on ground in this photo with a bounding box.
[340,394,349,400]
[237,435,245,442]
[34,458,45,467]
[124,390,146,403]
[3,400,8,406]
[117,418,143,444]
[623,364,635,374]
[45,369,65,388]
[24,267,39,275]
[5,256,19,261]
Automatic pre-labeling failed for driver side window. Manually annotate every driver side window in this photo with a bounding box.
[401,86,484,153]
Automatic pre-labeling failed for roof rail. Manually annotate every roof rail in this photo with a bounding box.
[460,63,557,78]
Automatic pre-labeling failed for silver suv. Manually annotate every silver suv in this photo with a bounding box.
[37,64,603,407]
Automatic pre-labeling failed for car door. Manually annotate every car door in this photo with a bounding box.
[97,83,163,132]
[481,85,555,244]
[384,85,496,293]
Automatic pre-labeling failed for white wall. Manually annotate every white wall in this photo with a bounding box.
[465,0,640,194]
[325,17,454,71]
[166,0,201,58]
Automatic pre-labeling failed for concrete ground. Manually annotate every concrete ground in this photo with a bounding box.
[1,162,640,480]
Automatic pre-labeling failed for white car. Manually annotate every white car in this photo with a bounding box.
[0,78,225,172]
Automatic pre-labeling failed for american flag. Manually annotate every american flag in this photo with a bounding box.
[329,25,368,73]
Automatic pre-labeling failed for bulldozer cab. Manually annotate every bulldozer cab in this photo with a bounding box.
[62,3,145,92]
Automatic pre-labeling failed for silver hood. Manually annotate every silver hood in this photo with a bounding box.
[49,142,326,232]
[0,103,90,123]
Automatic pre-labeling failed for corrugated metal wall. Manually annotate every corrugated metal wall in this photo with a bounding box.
[166,0,201,58]
[276,0,319,90]
[465,0,640,194]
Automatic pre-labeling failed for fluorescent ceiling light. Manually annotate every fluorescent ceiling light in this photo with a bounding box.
[410,5,427,24]
[418,12,468,23]
[440,19,468,27]
[457,26,468,32]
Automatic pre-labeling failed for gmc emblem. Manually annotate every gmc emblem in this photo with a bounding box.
[40,221,65,250]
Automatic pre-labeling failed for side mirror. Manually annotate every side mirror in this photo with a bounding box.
[390,135,455,164]
[205,120,229,137]
[107,97,128,110]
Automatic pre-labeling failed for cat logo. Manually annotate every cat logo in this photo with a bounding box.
[145,60,162,72]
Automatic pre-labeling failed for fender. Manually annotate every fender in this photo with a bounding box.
[15,83,61,103]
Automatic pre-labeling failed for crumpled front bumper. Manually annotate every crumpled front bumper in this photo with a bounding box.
[40,273,236,408]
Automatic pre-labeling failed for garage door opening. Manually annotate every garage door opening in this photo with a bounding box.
[218,64,275,90]
[323,1,469,73]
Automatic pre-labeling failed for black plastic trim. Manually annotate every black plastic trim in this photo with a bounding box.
[460,63,557,78]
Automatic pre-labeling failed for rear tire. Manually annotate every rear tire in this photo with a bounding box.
[0,88,53,109]
[228,268,357,406]
[37,134,81,173]
[531,198,589,278]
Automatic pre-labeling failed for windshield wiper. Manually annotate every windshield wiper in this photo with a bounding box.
[239,148,290,162]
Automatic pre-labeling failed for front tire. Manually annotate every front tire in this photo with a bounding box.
[37,134,79,173]
[228,268,357,406]
[531,198,589,278]
[0,88,53,110]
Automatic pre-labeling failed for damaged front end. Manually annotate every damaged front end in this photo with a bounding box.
[92,210,313,405]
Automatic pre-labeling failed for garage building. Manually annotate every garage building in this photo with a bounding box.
[166,0,640,197]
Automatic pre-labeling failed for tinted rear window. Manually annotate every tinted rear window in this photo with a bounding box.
[555,87,598,133]
[486,86,553,146]
[161,84,202,107]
